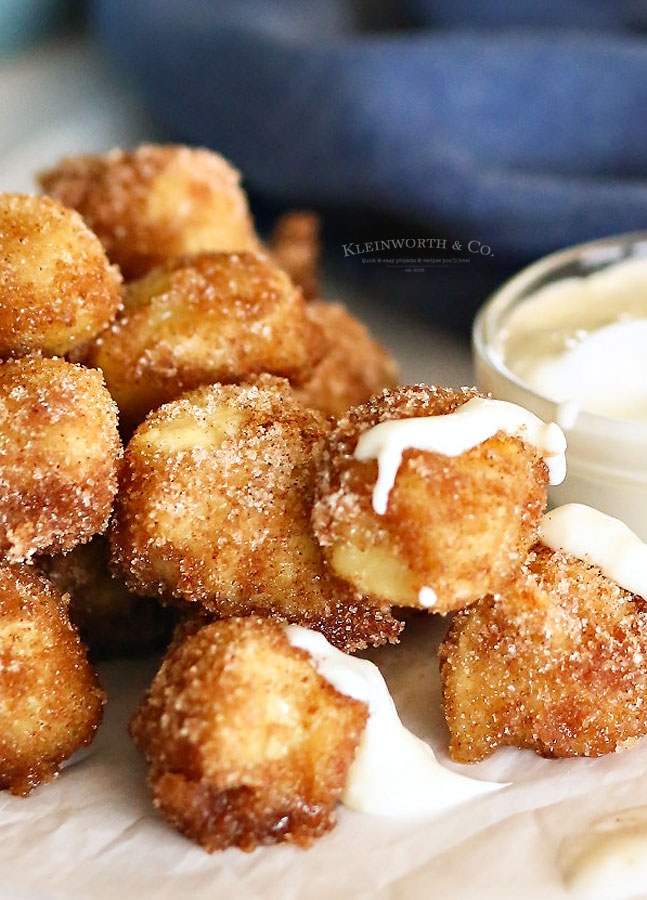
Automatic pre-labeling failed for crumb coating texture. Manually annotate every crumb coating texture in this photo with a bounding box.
[295,302,398,418]
[0,564,105,795]
[83,251,324,433]
[312,385,548,613]
[130,617,367,851]
[39,145,261,280]
[0,356,122,561]
[111,376,402,651]
[270,210,320,300]
[441,545,647,761]
[0,193,121,357]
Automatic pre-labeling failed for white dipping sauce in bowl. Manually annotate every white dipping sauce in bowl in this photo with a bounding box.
[502,259,647,422]
[473,234,647,540]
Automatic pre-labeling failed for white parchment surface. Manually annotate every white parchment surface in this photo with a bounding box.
[2,615,647,900]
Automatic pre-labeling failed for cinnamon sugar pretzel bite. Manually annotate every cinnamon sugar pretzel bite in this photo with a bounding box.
[82,251,324,433]
[295,301,398,418]
[441,542,647,761]
[0,356,121,562]
[312,385,559,614]
[0,563,104,795]
[111,376,402,651]
[130,617,367,852]
[0,192,121,357]
[39,144,262,280]
[270,210,320,300]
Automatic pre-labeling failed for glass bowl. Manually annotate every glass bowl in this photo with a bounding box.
[473,231,647,539]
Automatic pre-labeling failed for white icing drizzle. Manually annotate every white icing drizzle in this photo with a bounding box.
[354,397,567,515]
[560,807,647,900]
[285,625,505,817]
[556,398,581,431]
[539,504,647,601]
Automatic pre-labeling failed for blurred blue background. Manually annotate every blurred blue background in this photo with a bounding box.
[2,0,647,332]
[0,0,78,54]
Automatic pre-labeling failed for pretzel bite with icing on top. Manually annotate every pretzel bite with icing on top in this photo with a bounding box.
[40,536,174,659]
[312,385,552,614]
[0,356,121,562]
[295,301,398,418]
[39,144,262,280]
[111,376,402,651]
[130,617,367,851]
[0,193,121,357]
[82,251,324,433]
[270,210,320,300]
[0,563,105,795]
[440,545,647,761]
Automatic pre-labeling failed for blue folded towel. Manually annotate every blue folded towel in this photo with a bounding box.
[95,0,647,265]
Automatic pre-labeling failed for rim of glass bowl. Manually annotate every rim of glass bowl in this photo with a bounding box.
[472,230,647,440]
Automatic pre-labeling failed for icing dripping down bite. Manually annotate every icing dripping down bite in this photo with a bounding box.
[539,503,647,601]
[354,396,567,515]
[285,624,505,817]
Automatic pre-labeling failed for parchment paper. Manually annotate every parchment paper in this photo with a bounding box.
[2,615,646,900]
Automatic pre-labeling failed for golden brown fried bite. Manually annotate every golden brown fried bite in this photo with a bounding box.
[111,376,402,651]
[0,563,105,795]
[0,193,121,357]
[39,144,262,280]
[312,385,549,614]
[39,536,173,659]
[130,617,367,851]
[82,251,324,433]
[295,301,398,418]
[440,546,647,762]
[270,210,320,300]
[0,356,121,562]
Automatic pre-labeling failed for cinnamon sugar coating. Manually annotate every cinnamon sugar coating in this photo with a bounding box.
[0,356,122,561]
[312,385,548,613]
[0,563,105,795]
[40,536,174,659]
[130,617,367,852]
[39,144,262,280]
[81,251,325,434]
[110,376,402,651]
[295,302,399,418]
[441,545,647,762]
[270,210,320,300]
[0,193,122,357]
